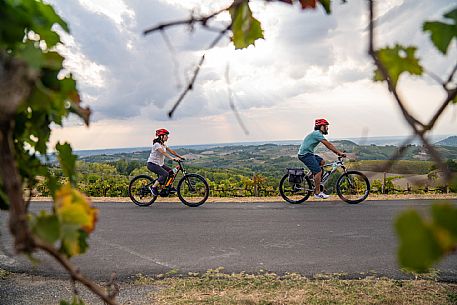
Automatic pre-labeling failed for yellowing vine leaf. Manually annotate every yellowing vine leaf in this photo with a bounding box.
[55,183,98,234]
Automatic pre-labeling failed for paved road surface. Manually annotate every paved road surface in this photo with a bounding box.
[1,199,456,281]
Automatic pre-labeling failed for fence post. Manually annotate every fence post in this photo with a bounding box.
[382,172,386,194]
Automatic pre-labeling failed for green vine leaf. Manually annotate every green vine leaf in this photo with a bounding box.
[318,0,331,14]
[373,44,423,88]
[395,209,443,273]
[56,142,77,184]
[431,203,457,243]
[30,211,60,244]
[230,2,264,49]
[396,203,457,273]
[423,8,457,55]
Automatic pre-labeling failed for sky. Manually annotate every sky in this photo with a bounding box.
[46,0,457,150]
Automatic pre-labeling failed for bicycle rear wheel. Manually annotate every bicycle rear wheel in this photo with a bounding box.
[279,174,312,204]
[128,175,157,207]
[336,171,370,204]
[177,174,209,207]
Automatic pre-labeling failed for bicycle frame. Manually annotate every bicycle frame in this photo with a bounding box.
[163,160,186,188]
[320,156,347,185]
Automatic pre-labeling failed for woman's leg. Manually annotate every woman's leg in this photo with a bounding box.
[147,162,169,188]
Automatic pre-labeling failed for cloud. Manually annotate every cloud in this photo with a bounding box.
[45,0,457,149]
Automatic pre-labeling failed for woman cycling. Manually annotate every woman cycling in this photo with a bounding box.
[147,128,184,196]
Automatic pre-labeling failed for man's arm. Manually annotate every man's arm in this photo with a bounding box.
[321,139,346,157]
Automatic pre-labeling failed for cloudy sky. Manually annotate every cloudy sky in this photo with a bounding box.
[46,0,457,150]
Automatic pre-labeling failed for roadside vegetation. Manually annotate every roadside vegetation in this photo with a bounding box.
[134,270,457,305]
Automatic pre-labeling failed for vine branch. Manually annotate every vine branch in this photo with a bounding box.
[34,238,120,305]
[368,0,451,181]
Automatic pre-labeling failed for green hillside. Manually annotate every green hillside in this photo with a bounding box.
[435,136,457,147]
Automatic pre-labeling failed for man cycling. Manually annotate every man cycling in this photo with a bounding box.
[298,119,346,199]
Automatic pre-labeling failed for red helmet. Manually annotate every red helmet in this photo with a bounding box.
[155,128,169,136]
[315,119,329,127]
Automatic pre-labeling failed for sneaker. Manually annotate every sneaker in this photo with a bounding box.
[314,192,329,199]
[149,186,159,196]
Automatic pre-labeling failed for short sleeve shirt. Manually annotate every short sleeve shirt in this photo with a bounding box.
[298,130,325,155]
[147,142,167,166]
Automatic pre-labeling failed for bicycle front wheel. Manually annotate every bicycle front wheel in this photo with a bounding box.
[128,175,157,207]
[336,171,370,204]
[279,174,312,204]
[177,174,209,207]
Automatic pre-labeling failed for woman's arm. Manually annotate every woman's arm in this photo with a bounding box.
[166,147,183,159]
[158,147,177,160]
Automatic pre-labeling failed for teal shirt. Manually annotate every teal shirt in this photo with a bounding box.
[298,130,325,155]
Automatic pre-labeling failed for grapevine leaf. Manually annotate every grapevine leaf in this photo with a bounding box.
[36,1,70,33]
[299,0,317,9]
[373,44,423,88]
[230,2,264,49]
[15,42,45,70]
[55,184,97,257]
[431,203,457,240]
[56,142,77,184]
[31,211,60,244]
[55,184,98,234]
[318,0,331,14]
[423,8,457,55]
[395,210,443,273]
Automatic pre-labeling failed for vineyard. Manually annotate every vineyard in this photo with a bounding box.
[35,143,457,197]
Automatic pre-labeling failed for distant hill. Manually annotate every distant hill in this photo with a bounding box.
[435,136,457,147]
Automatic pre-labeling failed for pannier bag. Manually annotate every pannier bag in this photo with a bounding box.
[287,168,305,183]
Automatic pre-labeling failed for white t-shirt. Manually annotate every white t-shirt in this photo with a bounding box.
[147,142,167,166]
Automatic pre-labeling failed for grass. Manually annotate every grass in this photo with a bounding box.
[133,269,457,305]
[0,267,11,279]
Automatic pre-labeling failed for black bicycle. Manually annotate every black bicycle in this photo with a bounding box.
[279,156,370,204]
[128,159,209,207]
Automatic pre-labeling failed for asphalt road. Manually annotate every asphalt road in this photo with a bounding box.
[1,199,457,281]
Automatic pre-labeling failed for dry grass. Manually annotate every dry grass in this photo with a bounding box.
[133,271,457,305]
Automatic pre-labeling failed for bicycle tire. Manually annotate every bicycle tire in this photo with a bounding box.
[177,174,209,207]
[336,171,370,204]
[279,173,312,204]
[128,175,157,207]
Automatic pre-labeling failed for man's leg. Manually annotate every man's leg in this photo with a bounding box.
[313,171,322,195]
[299,154,323,195]
[313,155,325,195]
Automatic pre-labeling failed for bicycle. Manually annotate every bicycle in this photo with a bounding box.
[128,159,209,207]
[279,156,370,204]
